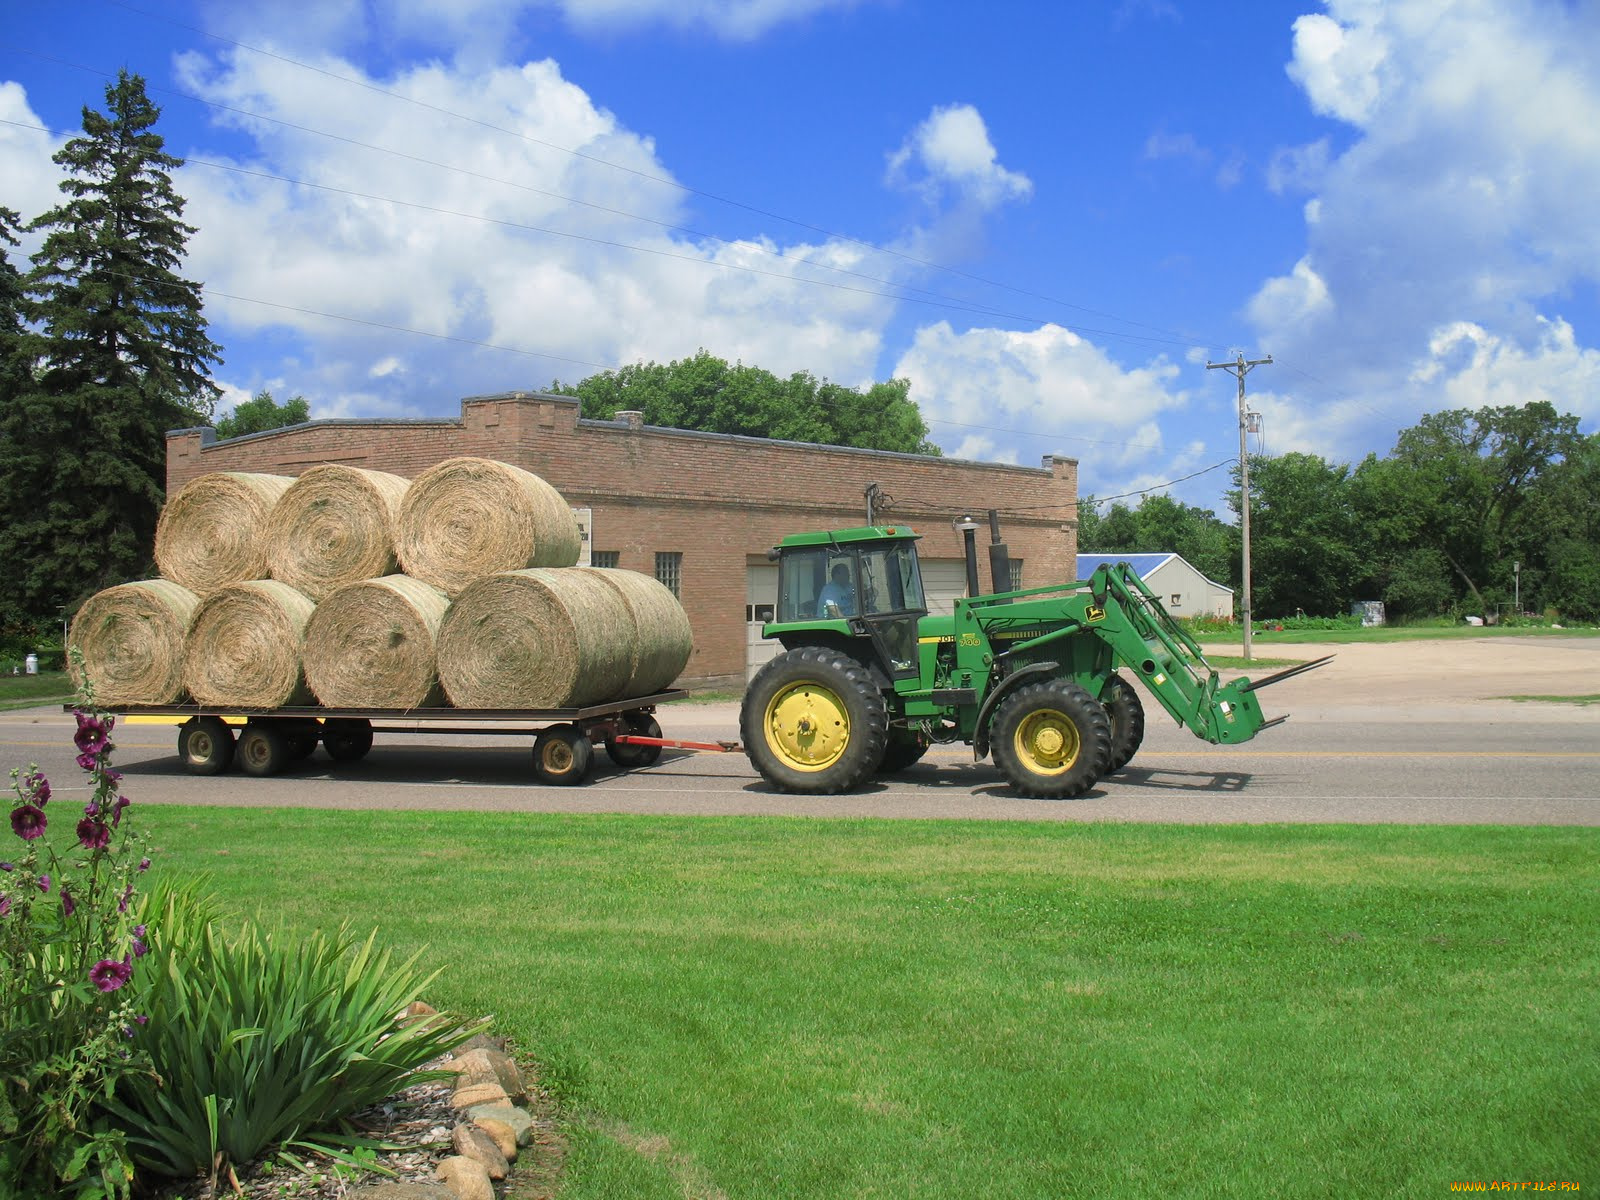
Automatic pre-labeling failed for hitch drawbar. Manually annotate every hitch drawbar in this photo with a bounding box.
[613,735,742,753]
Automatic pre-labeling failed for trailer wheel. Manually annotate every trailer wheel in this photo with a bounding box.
[237,722,291,777]
[741,646,888,794]
[533,725,594,785]
[178,717,235,776]
[322,718,374,763]
[878,728,931,774]
[991,679,1111,798]
[605,713,663,768]
[1102,673,1146,773]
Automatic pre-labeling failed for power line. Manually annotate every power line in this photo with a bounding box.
[1207,352,1271,659]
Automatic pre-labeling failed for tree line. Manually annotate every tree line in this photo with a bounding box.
[1081,402,1600,621]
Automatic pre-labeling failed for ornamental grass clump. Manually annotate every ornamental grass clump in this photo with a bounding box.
[0,692,154,1199]
[104,886,483,1183]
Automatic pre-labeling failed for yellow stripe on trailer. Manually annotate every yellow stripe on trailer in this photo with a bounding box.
[123,715,247,727]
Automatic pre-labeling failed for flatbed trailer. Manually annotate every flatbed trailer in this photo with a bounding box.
[85,691,731,786]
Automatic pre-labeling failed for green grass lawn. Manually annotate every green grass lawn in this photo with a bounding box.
[0,670,74,711]
[1198,624,1600,646]
[138,809,1599,1198]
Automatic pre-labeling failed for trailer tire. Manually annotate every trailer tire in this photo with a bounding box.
[991,679,1111,798]
[238,722,291,777]
[605,713,663,768]
[742,646,888,794]
[1102,673,1146,773]
[533,725,594,785]
[178,717,235,776]
[878,728,931,774]
[322,718,374,763]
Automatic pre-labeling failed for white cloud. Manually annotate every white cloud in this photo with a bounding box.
[886,104,1033,212]
[1286,10,1390,126]
[0,83,66,252]
[153,49,903,412]
[206,0,873,51]
[1410,317,1600,422]
[1246,256,1332,333]
[1250,0,1600,463]
[892,322,1190,480]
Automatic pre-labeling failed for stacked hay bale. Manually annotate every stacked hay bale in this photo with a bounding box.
[68,456,692,710]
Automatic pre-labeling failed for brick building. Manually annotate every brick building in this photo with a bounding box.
[167,391,1081,688]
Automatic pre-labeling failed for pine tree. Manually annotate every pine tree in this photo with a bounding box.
[0,71,221,622]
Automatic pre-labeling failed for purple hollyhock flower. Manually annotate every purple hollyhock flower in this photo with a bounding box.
[23,773,49,805]
[0,896,10,917]
[73,712,113,755]
[77,817,111,851]
[61,888,75,918]
[1,862,12,871]
[75,751,98,772]
[11,805,46,841]
[36,874,49,893]
[111,795,130,827]
[138,857,150,872]
[117,883,134,913]
[89,958,132,993]
[130,925,148,958]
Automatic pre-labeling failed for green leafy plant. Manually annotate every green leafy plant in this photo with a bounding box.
[0,697,153,1199]
[105,884,481,1183]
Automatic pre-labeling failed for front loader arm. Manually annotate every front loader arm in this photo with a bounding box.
[1082,563,1328,743]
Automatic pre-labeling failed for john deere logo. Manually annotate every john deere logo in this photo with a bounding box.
[1086,605,1106,623]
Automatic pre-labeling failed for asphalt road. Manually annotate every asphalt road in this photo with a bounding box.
[4,681,1596,825]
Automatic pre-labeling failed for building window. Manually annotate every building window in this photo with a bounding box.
[1171,594,1183,607]
[1009,561,1024,591]
[592,551,619,569]
[655,551,682,598]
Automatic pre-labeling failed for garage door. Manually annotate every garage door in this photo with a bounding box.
[746,564,779,682]
[920,558,973,616]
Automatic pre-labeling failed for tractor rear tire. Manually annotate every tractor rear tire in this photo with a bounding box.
[878,728,931,774]
[1102,673,1146,773]
[741,646,888,794]
[991,679,1112,798]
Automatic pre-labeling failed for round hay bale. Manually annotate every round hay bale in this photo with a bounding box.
[303,575,450,709]
[155,472,296,596]
[267,465,411,601]
[580,568,692,696]
[183,580,315,708]
[437,568,632,708]
[396,457,580,596]
[67,580,199,705]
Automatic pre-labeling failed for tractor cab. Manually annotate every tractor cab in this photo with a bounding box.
[766,526,927,681]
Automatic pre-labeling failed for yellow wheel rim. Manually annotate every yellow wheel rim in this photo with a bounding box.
[541,739,574,774]
[1013,708,1080,775]
[764,682,851,772]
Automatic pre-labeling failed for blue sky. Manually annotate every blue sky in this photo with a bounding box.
[3,0,1598,518]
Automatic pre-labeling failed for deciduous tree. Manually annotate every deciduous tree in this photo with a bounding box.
[551,350,939,455]
[214,390,309,440]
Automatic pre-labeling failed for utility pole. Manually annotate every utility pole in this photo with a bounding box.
[1207,352,1272,661]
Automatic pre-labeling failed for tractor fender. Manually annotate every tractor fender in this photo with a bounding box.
[972,660,1059,761]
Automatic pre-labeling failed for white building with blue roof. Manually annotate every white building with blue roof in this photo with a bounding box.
[1076,553,1234,619]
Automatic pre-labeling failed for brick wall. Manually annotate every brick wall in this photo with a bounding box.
[168,392,1081,688]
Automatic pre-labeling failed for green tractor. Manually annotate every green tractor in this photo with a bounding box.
[740,524,1326,797]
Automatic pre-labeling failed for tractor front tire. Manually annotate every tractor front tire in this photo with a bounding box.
[1102,673,1146,773]
[741,646,888,794]
[991,679,1112,799]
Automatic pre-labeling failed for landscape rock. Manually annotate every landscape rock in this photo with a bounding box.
[450,1079,511,1110]
[452,1123,510,1179]
[450,1047,530,1103]
[435,1155,494,1200]
[472,1116,520,1161]
[464,1100,535,1145]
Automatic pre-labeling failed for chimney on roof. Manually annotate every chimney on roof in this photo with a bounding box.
[617,410,644,430]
